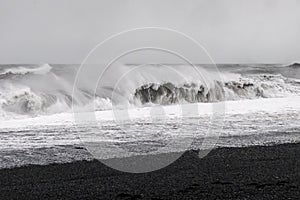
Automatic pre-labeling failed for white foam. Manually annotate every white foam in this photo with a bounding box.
[1,96,299,129]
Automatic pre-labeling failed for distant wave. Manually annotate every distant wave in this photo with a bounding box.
[0,63,52,79]
[286,62,300,68]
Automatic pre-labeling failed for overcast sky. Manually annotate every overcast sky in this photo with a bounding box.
[0,0,300,64]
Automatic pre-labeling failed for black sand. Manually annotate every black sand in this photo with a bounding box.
[1,143,300,199]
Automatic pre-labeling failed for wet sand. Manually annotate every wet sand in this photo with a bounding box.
[1,143,300,199]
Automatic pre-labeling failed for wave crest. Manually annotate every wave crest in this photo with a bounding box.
[133,74,300,105]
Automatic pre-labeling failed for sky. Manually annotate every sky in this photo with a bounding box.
[0,0,300,64]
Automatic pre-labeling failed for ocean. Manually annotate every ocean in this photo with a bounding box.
[0,63,300,169]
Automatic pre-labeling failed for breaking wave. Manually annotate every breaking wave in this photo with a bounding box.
[0,64,52,79]
[0,63,300,119]
[133,74,300,105]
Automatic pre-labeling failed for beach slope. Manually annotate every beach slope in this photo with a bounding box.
[1,143,300,199]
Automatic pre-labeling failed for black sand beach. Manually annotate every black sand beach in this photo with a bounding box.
[1,143,300,200]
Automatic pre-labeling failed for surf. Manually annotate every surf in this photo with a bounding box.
[0,63,300,120]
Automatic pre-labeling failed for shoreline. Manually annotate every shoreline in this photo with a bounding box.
[1,143,300,199]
